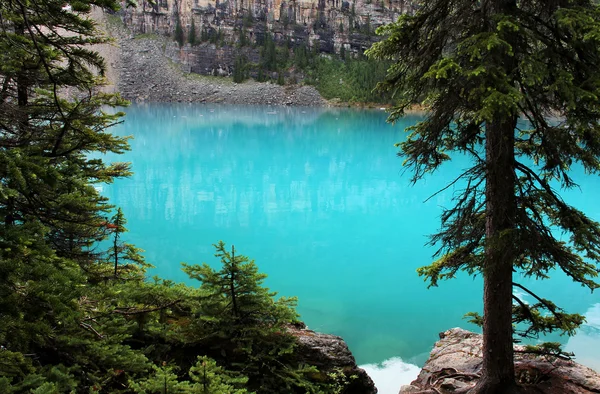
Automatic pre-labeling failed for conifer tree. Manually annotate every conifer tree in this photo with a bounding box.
[0,0,147,391]
[188,17,197,46]
[106,207,146,279]
[368,0,600,392]
[182,242,318,393]
[261,33,278,71]
[188,356,249,394]
[175,14,184,47]
[182,241,298,338]
[233,55,248,83]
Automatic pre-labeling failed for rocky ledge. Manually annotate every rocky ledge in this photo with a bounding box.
[288,324,378,393]
[401,328,600,394]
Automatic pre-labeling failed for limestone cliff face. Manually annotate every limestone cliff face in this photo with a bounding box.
[117,0,415,76]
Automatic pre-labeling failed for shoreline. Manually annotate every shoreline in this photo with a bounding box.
[95,11,327,107]
[95,10,429,111]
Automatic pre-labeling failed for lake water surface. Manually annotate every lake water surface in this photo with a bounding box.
[102,104,600,392]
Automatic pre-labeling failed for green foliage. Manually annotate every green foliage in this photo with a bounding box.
[521,342,575,360]
[238,27,250,47]
[256,67,267,82]
[368,0,600,386]
[181,242,322,393]
[174,15,184,47]
[188,18,197,46]
[308,55,391,103]
[293,44,311,69]
[327,369,359,394]
[261,33,278,71]
[129,364,192,393]
[0,1,339,393]
[243,12,254,28]
[0,0,156,391]
[106,207,148,279]
[362,15,372,36]
[188,356,250,393]
[183,242,299,328]
[129,358,250,394]
[282,13,290,29]
[233,55,249,83]
[208,28,225,45]
[201,28,209,42]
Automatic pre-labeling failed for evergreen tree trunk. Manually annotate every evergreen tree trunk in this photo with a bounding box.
[113,234,119,278]
[113,217,120,278]
[475,1,521,391]
[476,115,519,394]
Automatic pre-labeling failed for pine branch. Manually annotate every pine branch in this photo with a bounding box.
[512,282,564,325]
[113,300,182,315]
[79,321,104,339]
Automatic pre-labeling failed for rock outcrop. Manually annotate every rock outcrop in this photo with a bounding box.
[94,11,326,105]
[401,328,600,394]
[289,324,378,393]
[115,0,416,77]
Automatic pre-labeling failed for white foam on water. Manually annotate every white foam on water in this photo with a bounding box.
[360,357,421,394]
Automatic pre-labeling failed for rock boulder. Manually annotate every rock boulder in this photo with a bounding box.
[401,328,600,394]
[289,324,378,394]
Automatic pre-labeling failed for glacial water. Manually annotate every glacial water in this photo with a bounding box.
[100,104,600,392]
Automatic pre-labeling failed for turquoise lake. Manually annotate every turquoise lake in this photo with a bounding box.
[101,104,600,392]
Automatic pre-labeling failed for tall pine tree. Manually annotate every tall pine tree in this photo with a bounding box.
[368,0,600,392]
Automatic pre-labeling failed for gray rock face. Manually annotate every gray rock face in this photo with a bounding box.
[401,328,600,394]
[96,12,325,106]
[116,0,418,78]
[288,325,378,394]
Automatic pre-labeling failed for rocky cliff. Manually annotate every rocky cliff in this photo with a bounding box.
[116,0,415,77]
[94,9,326,104]
[289,324,378,393]
[401,328,600,394]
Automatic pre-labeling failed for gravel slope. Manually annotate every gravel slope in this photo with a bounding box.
[93,10,326,107]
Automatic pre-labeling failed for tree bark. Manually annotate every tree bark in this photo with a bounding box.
[473,115,519,394]
[472,0,520,391]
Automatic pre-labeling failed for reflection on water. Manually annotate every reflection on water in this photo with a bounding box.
[109,105,429,227]
[102,104,600,380]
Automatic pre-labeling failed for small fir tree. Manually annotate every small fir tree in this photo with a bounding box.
[233,55,248,83]
[188,356,249,394]
[106,207,146,279]
[188,18,197,46]
[174,15,184,47]
[182,242,318,393]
